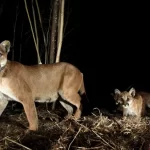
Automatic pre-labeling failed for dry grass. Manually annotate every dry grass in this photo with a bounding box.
[0,102,150,150]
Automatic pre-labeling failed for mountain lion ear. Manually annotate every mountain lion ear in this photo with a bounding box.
[129,87,136,97]
[0,40,11,53]
[114,89,121,95]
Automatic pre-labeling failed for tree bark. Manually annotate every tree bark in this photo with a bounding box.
[52,0,65,110]
[50,0,59,64]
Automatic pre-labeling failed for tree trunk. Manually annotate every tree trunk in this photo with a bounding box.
[52,0,65,110]
[50,0,59,64]
[55,0,65,62]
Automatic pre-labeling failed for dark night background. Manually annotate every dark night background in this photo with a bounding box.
[0,1,150,112]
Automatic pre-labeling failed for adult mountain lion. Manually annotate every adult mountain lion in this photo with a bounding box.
[0,40,86,131]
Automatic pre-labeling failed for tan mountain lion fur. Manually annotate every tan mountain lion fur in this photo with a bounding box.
[0,40,86,131]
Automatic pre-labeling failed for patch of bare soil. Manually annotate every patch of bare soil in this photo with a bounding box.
[0,102,150,150]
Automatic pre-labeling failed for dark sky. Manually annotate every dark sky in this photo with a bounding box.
[0,1,150,110]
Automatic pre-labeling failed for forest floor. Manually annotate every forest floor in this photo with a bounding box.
[0,102,150,150]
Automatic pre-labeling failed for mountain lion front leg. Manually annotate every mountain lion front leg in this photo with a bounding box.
[11,82,38,131]
[22,99,38,131]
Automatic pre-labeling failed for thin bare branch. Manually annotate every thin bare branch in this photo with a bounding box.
[24,0,42,64]
[12,0,19,61]
[68,127,82,150]
[32,0,39,54]
[35,0,48,64]
[19,22,24,62]
[4,137,32,150]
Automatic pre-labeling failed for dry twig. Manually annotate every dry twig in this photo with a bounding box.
[3,136,32,150]
[68,127,82,150]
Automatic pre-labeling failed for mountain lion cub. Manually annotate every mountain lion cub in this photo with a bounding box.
[0,40,86,131]
[113,87,147,117]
